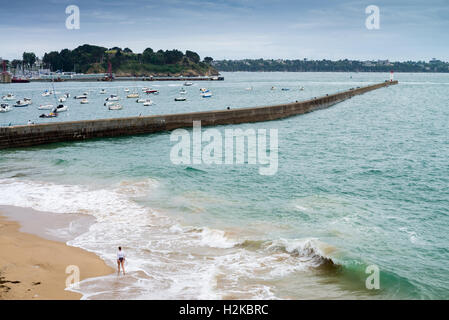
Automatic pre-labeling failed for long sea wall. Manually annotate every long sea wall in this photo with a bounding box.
[0,81,397,149]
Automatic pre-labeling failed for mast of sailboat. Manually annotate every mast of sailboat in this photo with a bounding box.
[51,73,59,107]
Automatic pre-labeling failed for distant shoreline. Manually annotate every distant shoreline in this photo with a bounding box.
[213,58,449,73]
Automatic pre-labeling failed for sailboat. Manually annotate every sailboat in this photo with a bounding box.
[49,75,68,113]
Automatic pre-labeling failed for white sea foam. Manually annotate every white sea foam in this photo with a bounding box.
[0,178,336,299]
[199,228,238,249]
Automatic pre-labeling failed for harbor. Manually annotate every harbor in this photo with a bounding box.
[0,80,397,149]
[28,75,225,82]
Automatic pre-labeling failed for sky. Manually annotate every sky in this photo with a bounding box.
[0,0,448,62]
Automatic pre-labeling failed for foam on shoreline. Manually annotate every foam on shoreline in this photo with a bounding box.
[0,208,114,300]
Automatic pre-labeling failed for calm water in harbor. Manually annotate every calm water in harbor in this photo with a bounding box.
[0,72,448,299]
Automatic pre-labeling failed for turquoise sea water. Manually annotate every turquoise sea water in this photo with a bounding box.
[0,72,448,299]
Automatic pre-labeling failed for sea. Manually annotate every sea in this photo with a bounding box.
[0,72,448,299]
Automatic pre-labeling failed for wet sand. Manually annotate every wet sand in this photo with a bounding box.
[0,206,114,300]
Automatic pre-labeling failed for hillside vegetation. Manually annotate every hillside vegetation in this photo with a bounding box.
[41,44,218,77]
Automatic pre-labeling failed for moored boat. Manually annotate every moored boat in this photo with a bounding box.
[13,99,30,107]
[143,99,153,106]
[74,95,87,99]
[108,104,122,110]
[80,99,89,104]
[53,104,68,112]
[105,94,119,101]
[0,103,11,113]
[2,93,15,101]
[174,97,186,101]
[11,77,30,83]
[38,104,54,110]
[39,112,58,118]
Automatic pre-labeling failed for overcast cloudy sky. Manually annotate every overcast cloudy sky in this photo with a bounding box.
[0,0,448,61]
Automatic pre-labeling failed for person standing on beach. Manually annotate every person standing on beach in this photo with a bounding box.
[117,246,126,276]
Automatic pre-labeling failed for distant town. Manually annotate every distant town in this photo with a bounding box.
[212,58,449,73]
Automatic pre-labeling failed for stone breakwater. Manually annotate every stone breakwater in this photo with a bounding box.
[0,81,398,149]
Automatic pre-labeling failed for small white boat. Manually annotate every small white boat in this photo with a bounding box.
[24,98,32,105]
[100,89,107,94]
[271,86,276,90]
[199,88,208,93]
[80,99,89,104]
[83,91,89,95]
[143,99,153,106]
[2,93,15,101]
[300,86,304,91]
[14,100,30,107]
[53,104,68,113]
[58,96,67,102]
[42,91,51,97]
[179,88,187,95]
[127,93,139,98]
[246,87,253,91]
[142,87,149,92]
[104,101,115,106]
[184,82,193,86]
[174,97,186,101]
[38,104,54,110]
[74,95,87,99]
[0,103,11,113]
[124,88,130,93]
[108,104,122,110]
[64,93,70,98]
[105,94,119,101]
[201,92,212,98]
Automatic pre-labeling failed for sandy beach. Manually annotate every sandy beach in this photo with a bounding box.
[0,207,114,300]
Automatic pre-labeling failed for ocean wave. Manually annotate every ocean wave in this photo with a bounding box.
[53,158,69,166]
[185,166,208,174]
[239,238,337,269]
[2,177,409,299]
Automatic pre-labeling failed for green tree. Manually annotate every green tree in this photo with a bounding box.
[164,49,184,64]
[22,52,36,68]
[186,50,200,64]
[11,59,22,69]
[142,48,155,63]
[203,56,213,64]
